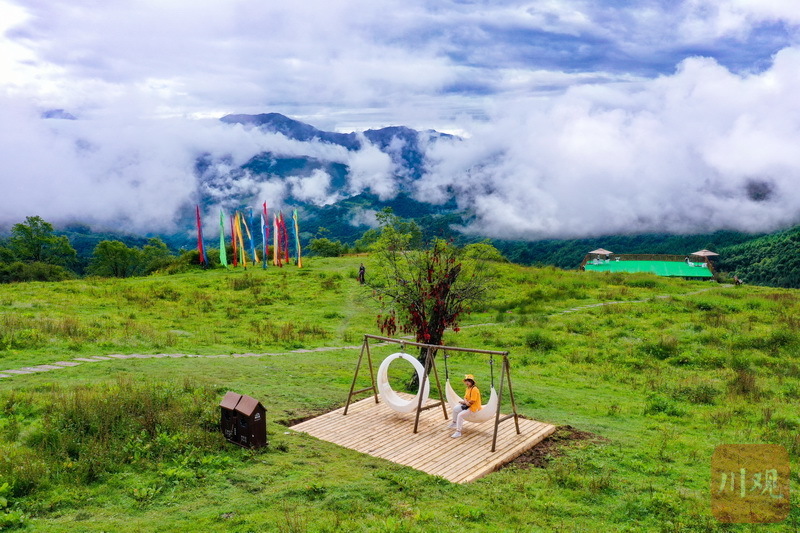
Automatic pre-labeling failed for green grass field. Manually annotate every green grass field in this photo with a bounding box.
[2,256,799,531]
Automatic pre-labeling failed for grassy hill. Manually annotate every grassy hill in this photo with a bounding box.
[1,258,799,531]
[46,220,800,289]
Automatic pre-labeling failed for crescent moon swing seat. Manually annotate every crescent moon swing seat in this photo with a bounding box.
[377,352,431,413]
[444,353,499,424]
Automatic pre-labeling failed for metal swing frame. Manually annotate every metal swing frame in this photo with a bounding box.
[345,334,521,452]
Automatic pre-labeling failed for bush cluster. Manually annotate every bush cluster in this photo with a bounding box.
[0,378,227,498]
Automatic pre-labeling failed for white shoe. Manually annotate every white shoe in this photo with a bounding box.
[447,422,457,429]
[451,431,462,438]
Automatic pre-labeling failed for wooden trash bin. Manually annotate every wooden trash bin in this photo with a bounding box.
[219,391,243,443]
[234,394,267,449]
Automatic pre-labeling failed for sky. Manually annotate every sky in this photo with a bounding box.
[2,0,800,239]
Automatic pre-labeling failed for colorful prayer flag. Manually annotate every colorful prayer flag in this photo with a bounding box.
[279,212,289,264]
[243,209,259,264]
[235,212,247,268]
[196,205,208,265]
[230,215,238,267]
[292,209,302,268]
[262,202,269,269]
[219,209,228,267]
[273,213,281,266]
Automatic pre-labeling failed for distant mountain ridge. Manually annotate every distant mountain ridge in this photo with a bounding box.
[188,113,462,248]
[218,112,451,182]
[220,113,362,150]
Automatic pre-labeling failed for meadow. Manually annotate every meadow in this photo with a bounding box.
[1,256,799,531]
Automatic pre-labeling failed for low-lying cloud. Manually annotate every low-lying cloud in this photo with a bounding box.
[2,47,800,240]
[420,47,800,238]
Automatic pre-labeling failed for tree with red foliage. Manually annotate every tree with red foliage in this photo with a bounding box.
[371,236,493,388]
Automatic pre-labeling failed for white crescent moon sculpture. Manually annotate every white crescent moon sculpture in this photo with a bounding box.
[377,352,431,413]
[445,379,498,423]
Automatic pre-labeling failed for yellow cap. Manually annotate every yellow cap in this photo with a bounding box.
[464,374,475,381]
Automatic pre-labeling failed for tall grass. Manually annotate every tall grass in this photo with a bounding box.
[0,378,226,497]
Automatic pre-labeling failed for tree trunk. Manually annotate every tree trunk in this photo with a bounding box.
[406,330,443,391]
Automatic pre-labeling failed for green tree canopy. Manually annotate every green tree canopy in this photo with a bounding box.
[0,246,14,263]
[308,238,345,257]
[463,241,506,262]
[8,216,77,266]
[89,240,142,278]
[140,238,173,274]
[364,207,423,252]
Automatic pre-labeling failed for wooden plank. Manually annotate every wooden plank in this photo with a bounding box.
[385,419,466,465]
[415,423,518,480]
[443,429,535,482]
[297,396,440,446]
[290,395,556,483]
[461,423,556,482]
[432,424,529,479]
[462,426,556,483]
[454,423,555,483]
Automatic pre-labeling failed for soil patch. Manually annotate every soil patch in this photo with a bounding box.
[277,403,344,427]
[506,424,609,469]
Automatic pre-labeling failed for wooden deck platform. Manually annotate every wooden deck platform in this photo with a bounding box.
[290,394,557,483]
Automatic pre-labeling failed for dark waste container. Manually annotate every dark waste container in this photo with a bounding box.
[234,394,267,449]
[219,391,243,442]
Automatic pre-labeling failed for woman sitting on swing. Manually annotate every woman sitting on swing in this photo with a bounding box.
[448,374,482,438]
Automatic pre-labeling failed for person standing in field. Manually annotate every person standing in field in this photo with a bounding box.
[358,263,366,284]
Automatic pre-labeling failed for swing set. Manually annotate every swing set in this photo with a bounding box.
[345,334,521,452]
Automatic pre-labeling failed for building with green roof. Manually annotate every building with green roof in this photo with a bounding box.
[580,249,716,280]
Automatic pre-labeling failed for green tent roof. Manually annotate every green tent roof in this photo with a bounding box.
[584,260,713,278]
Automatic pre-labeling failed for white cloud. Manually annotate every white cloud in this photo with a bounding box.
[675,0,800,45]
[419,47,800,238]
[287,169,336,206]
[2,0,800,240]
[346,136,396,199]
[348,208,379,228]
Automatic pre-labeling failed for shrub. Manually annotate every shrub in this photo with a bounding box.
[671,383,721,405]
[229,274,261,291]
[0,378,226,493]
[644,394,686,417]
[639,336,679,360]
[728,369,760,398]
[624,278,659,289]
[463,242,506,262]
[771,415,799,431]
[732,331,799,353]
[524,331,557,352]
[0,262,74,283]
[308,238,345,257]
[249,321,329,344]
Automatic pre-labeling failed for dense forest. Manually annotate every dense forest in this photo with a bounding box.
[714,226,800,288]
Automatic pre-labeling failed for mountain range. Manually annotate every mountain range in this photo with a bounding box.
[31,111,800,288]
[193,112,462,244]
